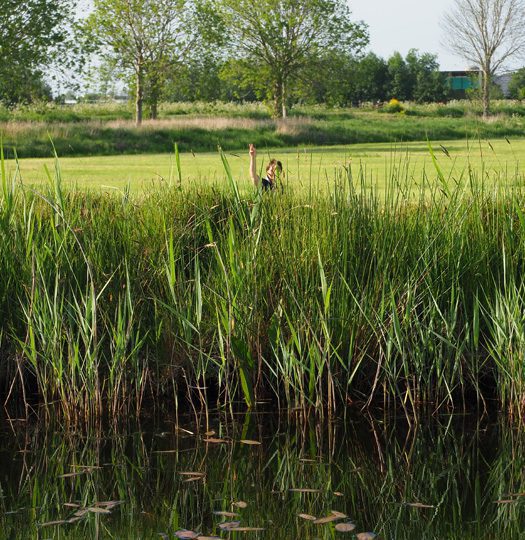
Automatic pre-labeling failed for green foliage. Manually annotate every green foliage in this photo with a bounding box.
[215,0,369,117]
[508,67,525,100]
[85,0,206,122]
[0,0,75,106]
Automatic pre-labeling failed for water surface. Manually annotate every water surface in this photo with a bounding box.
[0,412,524,539]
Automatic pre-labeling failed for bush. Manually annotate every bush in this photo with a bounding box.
[382,98,404,113]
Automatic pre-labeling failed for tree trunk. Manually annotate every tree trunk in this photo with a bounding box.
[150,99,158,120]
[135,64,144,126]
[482,69,490,118]
[273,77,283,119]
[281,79,287,119]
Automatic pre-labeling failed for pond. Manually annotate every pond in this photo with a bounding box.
[0,411,523,539]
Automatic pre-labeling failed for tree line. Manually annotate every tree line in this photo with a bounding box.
[2,0,525,122]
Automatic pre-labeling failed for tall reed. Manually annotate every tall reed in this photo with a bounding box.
[1,148,525,419]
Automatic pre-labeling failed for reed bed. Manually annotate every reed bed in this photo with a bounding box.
[2,148,525,421]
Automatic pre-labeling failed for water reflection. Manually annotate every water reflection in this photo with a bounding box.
[0,412,524,539]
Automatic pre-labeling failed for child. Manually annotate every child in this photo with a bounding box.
[249,144,283,190]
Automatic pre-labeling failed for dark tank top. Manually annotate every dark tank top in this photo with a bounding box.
[262,177,274,190]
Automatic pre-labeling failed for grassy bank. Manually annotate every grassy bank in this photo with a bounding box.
[1,100,525,158]
[2,150,525,420]
[6,138,525,192]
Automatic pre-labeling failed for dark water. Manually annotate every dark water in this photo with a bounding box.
[0,411,524,540]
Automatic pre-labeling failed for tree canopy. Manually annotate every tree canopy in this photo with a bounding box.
[85,0,210,123]
[0,0,75,105]
[215,0,369,117]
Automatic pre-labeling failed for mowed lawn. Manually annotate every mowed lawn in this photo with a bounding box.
[6,138,525,194]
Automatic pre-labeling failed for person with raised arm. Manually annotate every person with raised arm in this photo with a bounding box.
[249,144,282,191]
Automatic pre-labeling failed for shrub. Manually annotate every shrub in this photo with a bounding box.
[383,98,404,113]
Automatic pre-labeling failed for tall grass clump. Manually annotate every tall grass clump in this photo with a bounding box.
[3,148,525,420]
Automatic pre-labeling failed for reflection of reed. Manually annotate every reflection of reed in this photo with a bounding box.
[0,414,525,538]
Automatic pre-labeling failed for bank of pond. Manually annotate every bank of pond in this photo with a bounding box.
[2,158,525,421]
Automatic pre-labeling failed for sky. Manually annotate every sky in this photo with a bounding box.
[349,0,467,71]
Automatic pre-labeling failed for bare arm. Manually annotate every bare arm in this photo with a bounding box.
[249,144,260,187]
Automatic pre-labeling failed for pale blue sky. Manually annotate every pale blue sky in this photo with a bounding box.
[350,0,467,70]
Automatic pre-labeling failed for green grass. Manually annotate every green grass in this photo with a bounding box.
[5,138,525,193]
[1,100,525,158]
[2,143,525,420]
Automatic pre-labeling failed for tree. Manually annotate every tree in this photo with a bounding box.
[86,0,200,124]
[442,0,525,116]
[216,0,368,118]
[387,52,411,101]
[352,53,390,104]
[406,50,449,103]
[508,67,525,99]
[0,0,75,105]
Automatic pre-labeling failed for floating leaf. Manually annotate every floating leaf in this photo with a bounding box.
[176,427,195,435]
[203,438,228,444]
[335,522,356,532]
[88,506,111,514]
[240,440,261,445]
[230,527,265,532]
[39,520,66,527]
[233,501,248,508]
[356,533,377,540]
[213,511,239,517]
[96,500,124,509]
[298,513,317,521]
[58,471,86,478]
[175,529,200,539]
[218,521,241,530]
[204,430,216,436]
[289,488,320,493]
[313,515,340,525]
[331,511,348,519]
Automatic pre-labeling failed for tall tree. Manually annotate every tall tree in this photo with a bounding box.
[405,49,449,103]
[216,0,368,118]
[0,0,75,105]
[442,0,525,116]
[387,52,411,101]
[86,0,199,124]
[508,67,525,99]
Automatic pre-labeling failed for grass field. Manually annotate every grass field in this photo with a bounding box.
[2,100,525,158]
[6,138,525,192]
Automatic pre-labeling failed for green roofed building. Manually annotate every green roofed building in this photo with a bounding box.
[444,71,481,97]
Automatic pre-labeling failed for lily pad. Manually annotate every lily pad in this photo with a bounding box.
[335,522,356,532]
[218,521,241,530]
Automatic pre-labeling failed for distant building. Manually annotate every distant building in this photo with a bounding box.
[443,69,517,98]
[443,70,481,97]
